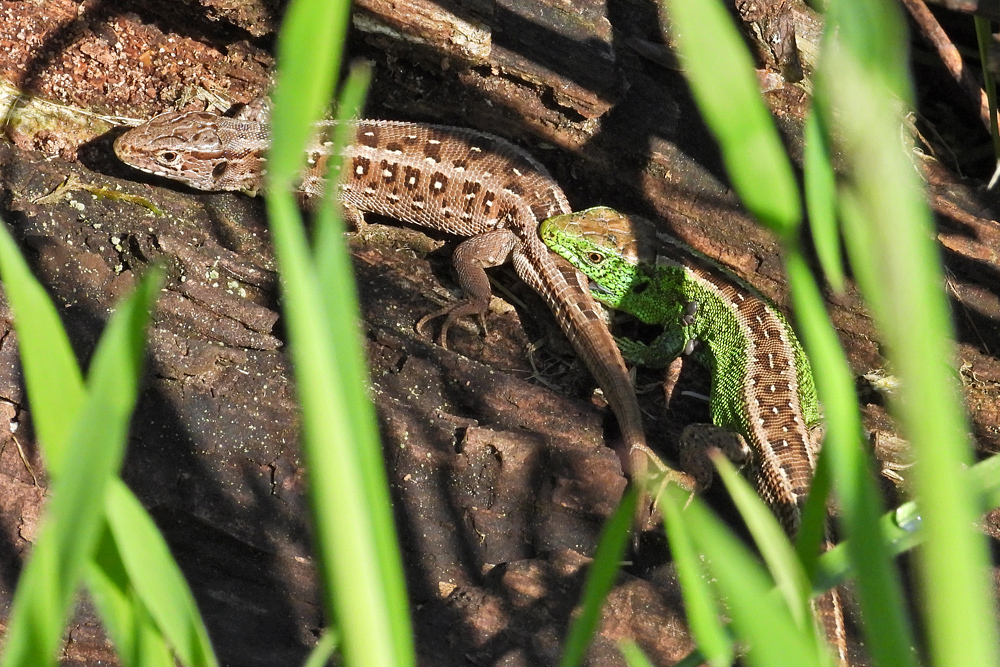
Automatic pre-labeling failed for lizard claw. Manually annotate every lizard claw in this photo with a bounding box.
[621,443,696,535]
[416,301,488,350]
[415,310,441,345]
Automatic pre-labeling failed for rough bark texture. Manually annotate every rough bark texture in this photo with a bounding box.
[0,0,997,665]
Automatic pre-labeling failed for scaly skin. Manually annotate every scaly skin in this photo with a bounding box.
[539,206,846,665]
[114,111,687,519]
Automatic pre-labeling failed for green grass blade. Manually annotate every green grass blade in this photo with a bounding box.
[618,639,657,667]
[671,449,1000,667]
[786,247,916,666]
[266,1,414,660]
[267,0,349,190]
[104,480,218,667]
[971,453,1000,510]
[660,485,825,667]
[662,0,800,234]
[659,483,732,667]
[314,62,370,286]
[0,222,83,470]
[303,629,340,667]
[309,75,408,609]
[0,263,163,667]
[975,17,1000,159]
[266,190,413,667]
[802,111,844,292]
[86,525,177,667]
[0,220,215,666]
[819,2,1000,664]
[814,452,1000,594]
[558,488,635,667]
[795,434,832,577]
[712,453,813,630]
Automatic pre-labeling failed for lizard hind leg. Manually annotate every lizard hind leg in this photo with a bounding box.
[339,203,370,236]
[678,424,751,493]
[416,229,519,348]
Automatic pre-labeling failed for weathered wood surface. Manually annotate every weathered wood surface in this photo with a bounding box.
[0,0,997,665]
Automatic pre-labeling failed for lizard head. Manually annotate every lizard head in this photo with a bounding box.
[539,206,652,309]
[114,111,263,193]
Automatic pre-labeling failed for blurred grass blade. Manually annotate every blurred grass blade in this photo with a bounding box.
[312,64,381,494]
[711,453,813,629]
[819,2,1000,664]
[308,65,414,661]
[86,525,177,667]
[971,452,1000,510]
[104,480,218,667]
[314,61,370,281]
[785,246,915,667]
[619,640,657,667]
[0,252,163,667]
[974,17,999,158]
[0,220,216,666]
[266,189,414,667]
[665,443,1000,667]
[0,222,83,469]
[662,0,800,234]
[266,0,414,664]
[659,483,731,666]
[659,484,825,667]
[802,111,845,292]
[795,434,832,577]
[267,0,349,190]
[304,630,340,667]
[815,450,1000,592]
[558,488,635,667]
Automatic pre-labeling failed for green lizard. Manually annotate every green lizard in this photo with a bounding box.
[539,206,846,664]
[539,206,822,527]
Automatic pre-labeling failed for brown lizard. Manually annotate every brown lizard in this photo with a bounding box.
[114,109,685,508]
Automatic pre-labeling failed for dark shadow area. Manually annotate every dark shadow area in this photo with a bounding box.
[1,0,998,664]
[0,139,314,663]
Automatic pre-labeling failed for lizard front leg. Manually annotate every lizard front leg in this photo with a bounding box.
[615,299,698,369]
[416,229,519,347]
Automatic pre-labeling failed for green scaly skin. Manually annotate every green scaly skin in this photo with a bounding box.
[539,206,846,665]
[539,206,821,533]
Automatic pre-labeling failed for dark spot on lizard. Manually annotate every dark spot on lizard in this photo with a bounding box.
[503,182,525,197]
[494,201,515,227]
[461,181,481,214]
[529,202,551,221]
[481,192,496,217]
[403,166,421,190]
[381,160,398,183]
[429,172,448,196]
[468,137,497,157]
[352,156,371,180]
[423,140,442,163]
[358,125,380,148]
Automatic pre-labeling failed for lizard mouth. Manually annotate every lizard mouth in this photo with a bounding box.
[589,281,612,297]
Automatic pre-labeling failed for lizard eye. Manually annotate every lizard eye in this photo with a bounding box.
[587,251,604,264]
[158,151,180,165]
